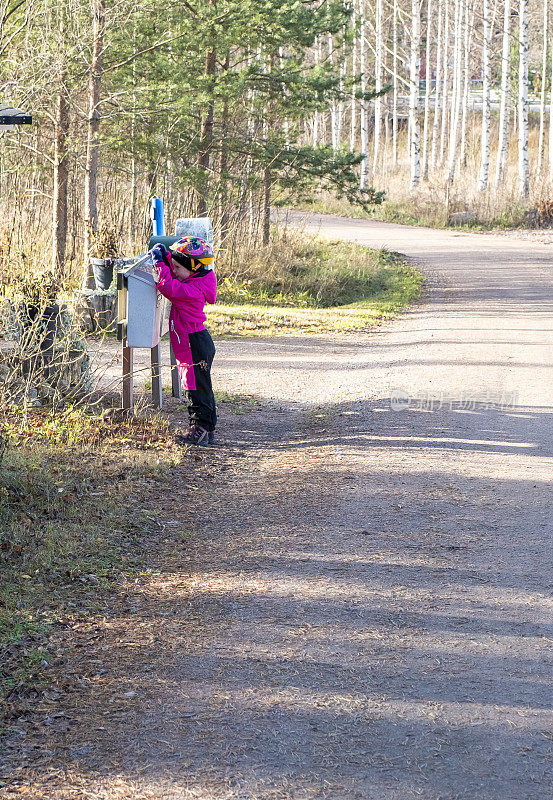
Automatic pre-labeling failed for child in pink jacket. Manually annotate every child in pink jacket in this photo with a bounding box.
[151,237,217,446]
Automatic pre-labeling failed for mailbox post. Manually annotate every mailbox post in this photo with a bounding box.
[117,265,133,409]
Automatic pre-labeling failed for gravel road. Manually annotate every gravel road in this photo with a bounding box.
[6,214,553,800]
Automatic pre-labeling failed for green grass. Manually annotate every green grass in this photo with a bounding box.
[210,237,423,336]
[0,408,180,710]
[303,405,336,427]
[214,390,260,414]
[143,379,173,394]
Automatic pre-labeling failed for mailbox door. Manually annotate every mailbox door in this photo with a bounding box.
[127,270,165,348]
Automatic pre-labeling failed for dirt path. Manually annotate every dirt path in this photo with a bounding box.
[4,214,553,799]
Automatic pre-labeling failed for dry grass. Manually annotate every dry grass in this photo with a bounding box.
[0,407,183,713]
[296,116,553,230]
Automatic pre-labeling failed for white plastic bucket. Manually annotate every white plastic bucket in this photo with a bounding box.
[174,217,214,244]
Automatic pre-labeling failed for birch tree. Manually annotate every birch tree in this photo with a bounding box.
[392,0,399,166]
[430,0,443,169]
[373,0,383,172]
[83,0,105,286]
[439,0,449,165]
[359,3,368,188]
[495,0,511,186]
[447,0,462,183]
[518,0,529,197]
[549,27,553,178]
[409,0,421,188]
[537,0,548,176]
[421,0,432,178]
[477,0,492,190]
[328,34,339,149]
[313,36,321,146]
[459,0,473,168]
[350,9,357,150]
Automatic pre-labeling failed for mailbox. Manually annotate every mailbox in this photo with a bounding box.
[125,268,166,348]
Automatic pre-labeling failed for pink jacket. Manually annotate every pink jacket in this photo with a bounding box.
[155,260,217,390]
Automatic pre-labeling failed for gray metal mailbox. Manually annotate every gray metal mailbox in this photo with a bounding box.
[126,268,166,349]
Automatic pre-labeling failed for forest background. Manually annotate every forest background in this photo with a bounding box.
[1,0,551,292]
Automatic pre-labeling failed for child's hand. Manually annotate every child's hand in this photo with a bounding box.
[150,243,169,265]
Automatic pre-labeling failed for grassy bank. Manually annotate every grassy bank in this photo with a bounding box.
[0,409,182,719]
[209,235,423,336]
[291,184,536,231]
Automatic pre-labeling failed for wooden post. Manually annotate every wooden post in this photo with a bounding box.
[118,268,133,412]
[151,343,163,409]
[170,343,181,399]
[122,339,133,411]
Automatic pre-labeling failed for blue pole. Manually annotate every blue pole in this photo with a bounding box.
[150,197,165,237]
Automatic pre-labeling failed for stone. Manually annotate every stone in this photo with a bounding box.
[449,210,477,226]
[524,208,539,227]
[76,289,117,332]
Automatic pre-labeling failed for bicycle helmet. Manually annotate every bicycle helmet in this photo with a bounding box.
[170,236,214,271]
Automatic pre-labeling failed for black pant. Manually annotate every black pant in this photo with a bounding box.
[187,329,216,431]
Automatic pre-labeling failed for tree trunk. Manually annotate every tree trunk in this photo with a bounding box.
[518,0,529,197]
[431,0,443,170]
[548,32,553,178]
[392,0,399,166]
[421,0,433,179]
[83,0,105,289]
[359,6,368,188]
[218,54,231,238]
[328,34,338,150]
[459,0,473,169]
[197,46,217,217]
[129,20,137,250]
[52,79,69,276]
[495,0,511,186]
[409,0,421,188]
[477,0,492,190]
[314,36,322,146]
[262,167,271,246]
[549,35,553,178]
[537,0,548,175]
[337,41,346,148]
[439,0,449,165]
[373,0,383,172]
[447,0,463,183]
[350,3,357,151]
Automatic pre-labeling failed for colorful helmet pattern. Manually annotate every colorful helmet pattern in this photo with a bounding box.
[170,236,214,270]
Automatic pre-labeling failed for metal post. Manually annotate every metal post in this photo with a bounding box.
[151,343,163,409]
[170,344,182,399]
[150,196,169,406]
[150,197,165,237]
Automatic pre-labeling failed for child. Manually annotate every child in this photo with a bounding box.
[150,237,217,446]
